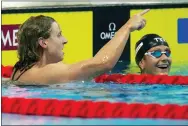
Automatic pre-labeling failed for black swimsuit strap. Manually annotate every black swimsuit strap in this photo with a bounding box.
[11,63,36,81]
[11,68,18,81]
[14,69,27,81]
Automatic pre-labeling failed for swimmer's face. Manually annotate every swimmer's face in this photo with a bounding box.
[139,45,172,75]
[45,22,67,62]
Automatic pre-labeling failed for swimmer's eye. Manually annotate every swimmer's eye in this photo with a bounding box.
[58,32,62,37]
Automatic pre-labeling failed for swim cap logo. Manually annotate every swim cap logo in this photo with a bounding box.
[135,42,143,56]
[154,37,166,42]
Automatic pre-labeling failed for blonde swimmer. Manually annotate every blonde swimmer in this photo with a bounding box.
[11,9,150,84]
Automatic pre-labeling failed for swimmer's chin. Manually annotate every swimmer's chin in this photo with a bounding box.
[157,72,169,75]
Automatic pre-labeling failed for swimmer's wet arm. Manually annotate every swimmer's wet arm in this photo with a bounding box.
[90,9,149,74]
[93,24,131,69]
[47,59,112,82]
[46,9,149,83]
[49,25,132,82]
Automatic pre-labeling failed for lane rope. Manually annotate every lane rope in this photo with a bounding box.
[94,74,188,85]
[2,96,188,119]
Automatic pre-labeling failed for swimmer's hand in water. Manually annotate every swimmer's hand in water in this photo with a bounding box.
[125,9,150,32]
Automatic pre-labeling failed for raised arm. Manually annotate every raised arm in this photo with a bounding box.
[48,9,150,83]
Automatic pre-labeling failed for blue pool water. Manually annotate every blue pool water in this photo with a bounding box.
[2,62,188,125]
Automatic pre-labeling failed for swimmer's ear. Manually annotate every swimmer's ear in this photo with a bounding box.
[38,37,47,48]
[139,58,145,71]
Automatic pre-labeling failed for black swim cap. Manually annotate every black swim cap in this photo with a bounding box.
[135,34,169,65]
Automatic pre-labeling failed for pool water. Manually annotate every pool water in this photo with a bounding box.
[2,62,188,125]
[2,82,188,104]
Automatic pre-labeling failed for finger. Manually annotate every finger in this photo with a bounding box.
[137,23,143,31]
[142,20,146,27]
[138,9,150,16]
[142,19,146,26]
[138,20,146,31]
[142,18,146,23]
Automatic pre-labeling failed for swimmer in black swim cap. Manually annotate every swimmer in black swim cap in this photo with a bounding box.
[135,34,172,75]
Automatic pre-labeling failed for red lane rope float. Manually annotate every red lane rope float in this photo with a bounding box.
[2,65,188,85]
[94,74,188,85]
[2,96,188,119]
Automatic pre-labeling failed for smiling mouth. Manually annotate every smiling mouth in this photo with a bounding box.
[157,64,169,69]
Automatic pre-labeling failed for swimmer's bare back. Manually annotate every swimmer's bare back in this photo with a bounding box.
[12,9,150,85]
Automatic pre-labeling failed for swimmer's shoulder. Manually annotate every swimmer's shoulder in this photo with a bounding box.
[32,62,71,84]
[7,63,69,84]
[40,62,69,73]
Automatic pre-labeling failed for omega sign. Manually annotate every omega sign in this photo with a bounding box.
[100,22,116,40]
[1,24,20,50]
